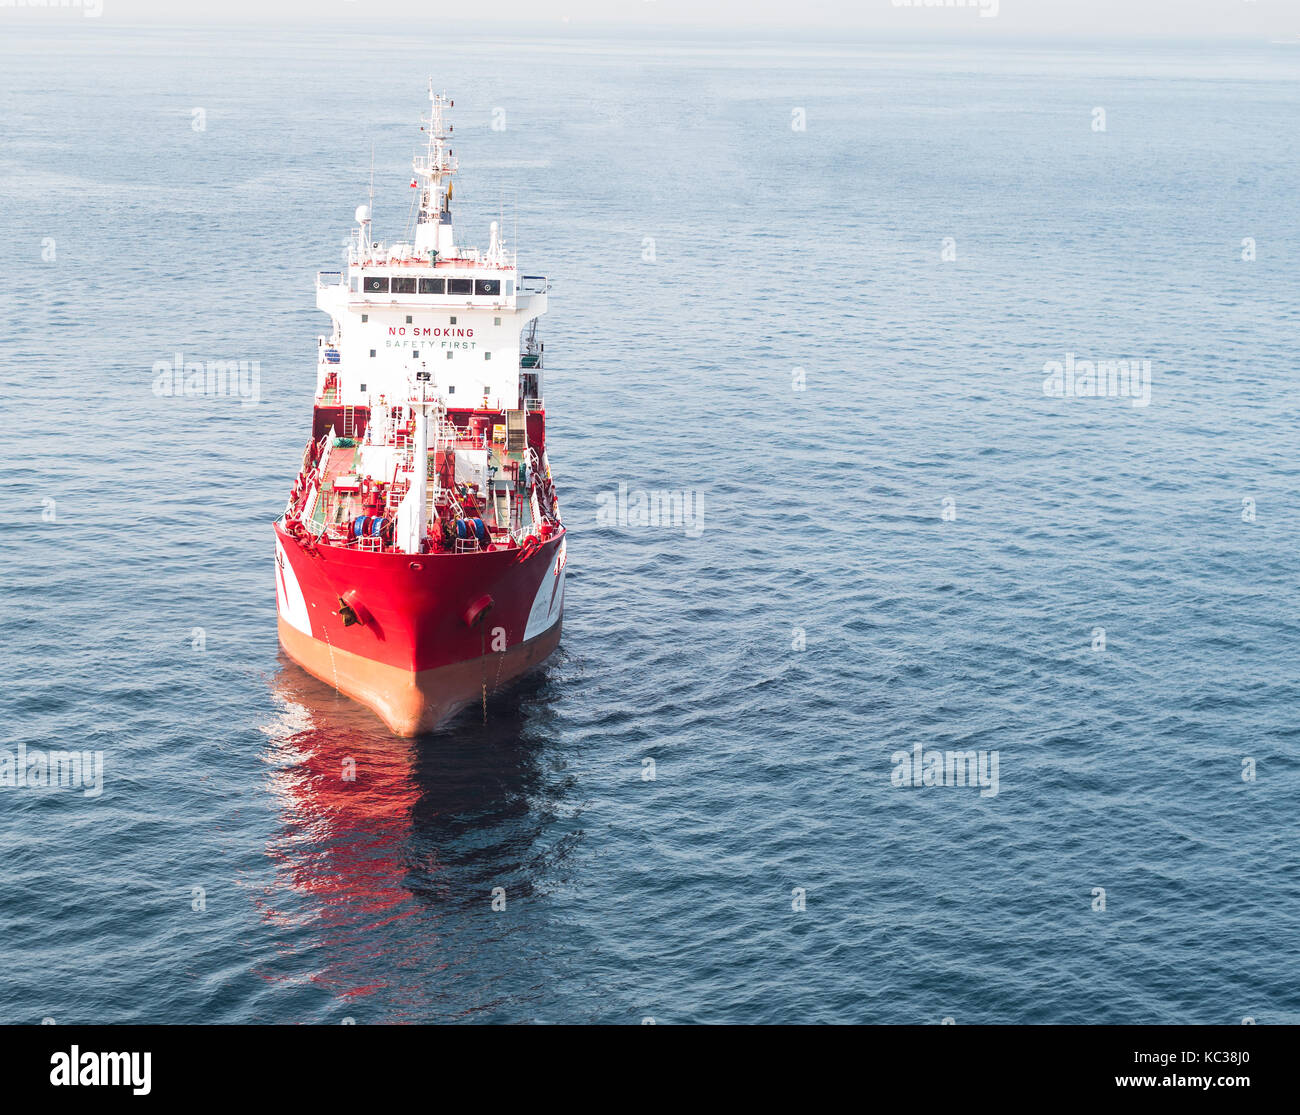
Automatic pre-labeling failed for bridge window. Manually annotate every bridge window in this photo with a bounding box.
[363,276,389,294]
[475,279,500,296]
[448,278,473,295]
[420,277,444,294]
[392,277,416,294]
[485,351,491,360]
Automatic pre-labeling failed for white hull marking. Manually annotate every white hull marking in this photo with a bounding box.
[523,537,565,642]
[275,538,313,636]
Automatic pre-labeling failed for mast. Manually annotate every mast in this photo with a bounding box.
[413,83,458,259]
[410,372,434,552]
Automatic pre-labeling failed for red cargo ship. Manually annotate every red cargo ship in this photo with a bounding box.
[273,85,565,735]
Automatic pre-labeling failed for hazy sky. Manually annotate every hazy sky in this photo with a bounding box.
[21,0,1300,37]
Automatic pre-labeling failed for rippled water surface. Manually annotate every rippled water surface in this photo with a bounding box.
[2,25,1299,1024]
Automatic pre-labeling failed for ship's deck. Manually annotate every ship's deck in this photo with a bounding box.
[309,431,536,546]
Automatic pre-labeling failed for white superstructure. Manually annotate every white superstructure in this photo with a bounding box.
[313,83,548,414]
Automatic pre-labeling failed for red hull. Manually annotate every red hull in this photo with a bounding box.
[274,522,566,734]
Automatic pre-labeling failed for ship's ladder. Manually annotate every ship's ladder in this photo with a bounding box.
[505,409,527,453]
[386,474,410,512]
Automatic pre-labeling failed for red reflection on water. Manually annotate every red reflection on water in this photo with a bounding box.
[248,653,563,1017]
[255,664,427,962]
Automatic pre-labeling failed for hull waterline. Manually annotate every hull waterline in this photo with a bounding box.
[278,615,562,735]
